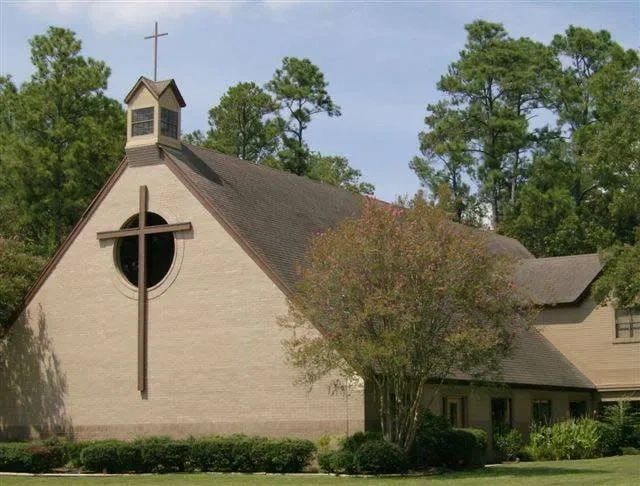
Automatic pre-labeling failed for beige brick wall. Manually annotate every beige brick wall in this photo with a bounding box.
[536,299,640,392]
[0,161,363,440]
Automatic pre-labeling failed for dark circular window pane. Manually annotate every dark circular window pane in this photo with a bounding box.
[116,212,175,288]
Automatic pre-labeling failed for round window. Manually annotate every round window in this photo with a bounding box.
[115,212,175,288]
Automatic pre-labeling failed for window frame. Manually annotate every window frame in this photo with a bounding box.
[532,399,552,425]
[491,397,513,431]
[614,308,640,343]
[131,107,155,137]
[443,396,466,428]
[160,107,179,139]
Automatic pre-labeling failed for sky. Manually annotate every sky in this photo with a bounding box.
[1,1,638,202]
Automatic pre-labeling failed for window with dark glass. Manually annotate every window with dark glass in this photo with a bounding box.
[614,309,640,339]
[532,399,552,424]
[160,107,178,138]
[116,212,175,288]
[443,397,465,427]
[131,107,154,136]
[569,401,587,419]
[491,398,512,431]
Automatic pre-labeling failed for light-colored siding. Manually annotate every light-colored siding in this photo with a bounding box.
[536,299,640,394]
[0,161,363,440]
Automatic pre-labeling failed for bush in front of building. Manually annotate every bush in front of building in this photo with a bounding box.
[0,442,64,473]
[77,435,316,473]
[411,412,487,469]
[598,401,640,456]
[493,428,524,462]
[528,418,600,461]
[353,439,408,474]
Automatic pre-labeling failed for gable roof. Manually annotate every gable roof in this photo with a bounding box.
[514,254,604,306]
[124,76,186,107]
[159,144,534,292]
[10,143,598,390]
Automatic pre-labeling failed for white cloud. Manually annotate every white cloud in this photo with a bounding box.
[17,1,241,34]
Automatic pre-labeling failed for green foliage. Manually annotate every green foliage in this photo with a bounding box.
[598,401,640,456]
[0,27,125,255]
[593,233,640,308]
[0,442,64,473]
[317,449,356,474]
[0,238,45,335]
[411,412,487,469]
[353,440,408,475]
[281,197,533,450]
[266,57,341,175]
[202,82,280,163]
[78,435,315,474]
[341,431,383,454]
[494,428,524,462]
[528,419,601,460]
[307,153,374,195]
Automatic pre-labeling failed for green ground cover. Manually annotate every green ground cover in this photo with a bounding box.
[0,455,638,486]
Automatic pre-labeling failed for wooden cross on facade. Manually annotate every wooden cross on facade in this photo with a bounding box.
[144,21,168,82]
[97,186,191,392]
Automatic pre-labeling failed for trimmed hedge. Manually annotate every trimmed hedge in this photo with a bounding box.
[412,412,487,469]
[0,442,64,473]
[317,432,408,475]
[353,440,408,474]
[79,435,316,473]
[1,435,315,474]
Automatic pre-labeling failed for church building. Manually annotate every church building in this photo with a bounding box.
[1,76,638,444]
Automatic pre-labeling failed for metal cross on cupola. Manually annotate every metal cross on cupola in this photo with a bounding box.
[97,186,191,392]
[144,21,168,82]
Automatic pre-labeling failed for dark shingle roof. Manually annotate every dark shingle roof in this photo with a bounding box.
[514,254,604,306]
[161,144,533,291]
[450,324,594,389]
[124,77,186,107]
[149,144,595,390]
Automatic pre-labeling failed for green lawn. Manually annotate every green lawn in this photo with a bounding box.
[0,456,638,486]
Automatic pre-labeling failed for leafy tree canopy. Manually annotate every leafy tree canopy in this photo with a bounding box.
[0,26,125,256]
[280,196,534,450]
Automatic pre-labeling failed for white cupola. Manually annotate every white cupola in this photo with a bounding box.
[123,76,186,150]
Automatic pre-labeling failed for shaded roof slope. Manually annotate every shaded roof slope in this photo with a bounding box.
[163,144,533,291]
[514,254,604,306]
[451,324,594,389]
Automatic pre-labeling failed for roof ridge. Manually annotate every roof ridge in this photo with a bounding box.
[532,253,600,262]
[182,143,367,198]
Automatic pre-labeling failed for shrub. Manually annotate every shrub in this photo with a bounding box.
[412,412,487,469]
[134,437,190,473]
[261,438,316,473]
[342,431,382,453]
[353,440,408,475]
[528,419,600,461]
[80,441,141,473]
[599,401,640,455]
[318,449,356,474]
[494,428,524,462]
[621,446,639,455]
[0,443,63,473]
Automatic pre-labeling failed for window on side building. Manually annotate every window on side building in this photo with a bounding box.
[614,308,640,340]
[491,398,512,432]
[532,399,552,424]
[569,400,587,419]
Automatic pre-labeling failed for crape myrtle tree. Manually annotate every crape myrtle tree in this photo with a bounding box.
[280,196,535,451]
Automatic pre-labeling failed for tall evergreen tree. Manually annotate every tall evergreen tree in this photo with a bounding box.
[0,27,125,255]
[414,20,556,226]
[200,82,280,163]
[266,57,341,175]
[502,26,639,256]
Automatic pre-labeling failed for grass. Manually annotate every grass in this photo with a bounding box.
[0,455,638,486]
